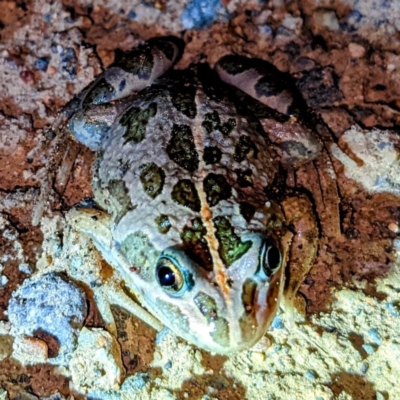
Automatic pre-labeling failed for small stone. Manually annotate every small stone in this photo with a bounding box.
[314,10,340,31]
[368,328,382,346]
[0,387,8,400]
[249,351,265,363]
[12,336,48,365]
[360,362,369,374]
[387,63,396,72]
[362,344,376,355]
[20,70,35,84]
[388,222,399,233]
[18,264,32,275]
[348,43,365,59]
[305,370,315,380]
[69,328,124,394]
[0,276,8,286]
[8,272,87,366]
[34,57,50,72]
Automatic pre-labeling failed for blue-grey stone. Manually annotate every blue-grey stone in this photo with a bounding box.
[8,272,87,363]
[181,0,227,29]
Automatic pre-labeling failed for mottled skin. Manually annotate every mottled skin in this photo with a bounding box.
[64,37,320,354]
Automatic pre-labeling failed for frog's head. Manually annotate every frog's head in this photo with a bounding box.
[137,232,285,354]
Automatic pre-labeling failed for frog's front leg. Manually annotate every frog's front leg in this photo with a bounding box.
[215,55,322,167]
[66,207,163,334]
[280,195,319,314]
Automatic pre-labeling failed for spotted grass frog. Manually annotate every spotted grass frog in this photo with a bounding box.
[52,36,321,354]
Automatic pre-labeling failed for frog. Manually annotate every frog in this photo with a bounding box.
[54,36,320,355]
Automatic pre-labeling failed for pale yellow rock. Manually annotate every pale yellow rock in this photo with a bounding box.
[12,335,48,365]
[69,327,124,394]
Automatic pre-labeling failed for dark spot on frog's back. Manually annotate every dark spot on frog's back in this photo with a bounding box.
[217,55,253,75]
[203,173,231,207]
[239,202,256,223]
[234,168,253,188]
[167,124,199,172]
[202,111,236,135]
[234,135,258,162]
[139,163,165,199]
[169,84,197,119]
[213,216,252,266]
[155,214,171,234]
[171,179,201,212]
[121,103,157,144]
[83,78,116,106]
[202,111,220,133]
[255,75,289,97]
[181,218,213,271]
[113,46,153,79]
[203,146,222,165]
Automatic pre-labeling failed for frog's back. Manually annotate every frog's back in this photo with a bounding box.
[94,64,280,260]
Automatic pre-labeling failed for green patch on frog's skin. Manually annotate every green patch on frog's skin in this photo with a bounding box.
[169,85,197,119]
[113,45,154,79]
[83,78,116,106]
[202,111,236,135]
[234,135,258,162]
[203,173,232,207]
[171,179,201,212]
[120,232,159,281]
[203,146,222,165]
[139,163,165,199]
[239,202,256,223]
[181,218,213,271]
[193,292,230,347]
[166,124,199,172]
[213,216,252,266]
[155,214,171,234]
[234,168,253,188]
[121,103,157,144]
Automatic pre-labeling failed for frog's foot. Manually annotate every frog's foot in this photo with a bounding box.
[280,194,319,316]
[215,55,322,167]
[66,207,163,334]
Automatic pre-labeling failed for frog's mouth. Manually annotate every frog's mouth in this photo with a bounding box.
[139,234,286,354]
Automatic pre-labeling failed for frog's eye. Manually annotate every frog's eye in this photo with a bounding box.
[260,239,281,277]
[156,256,185,294]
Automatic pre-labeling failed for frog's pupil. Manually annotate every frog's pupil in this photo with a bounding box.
[158,266,176,287]
[266,245,280,272]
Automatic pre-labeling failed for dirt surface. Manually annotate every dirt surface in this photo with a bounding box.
[0,0,400,399]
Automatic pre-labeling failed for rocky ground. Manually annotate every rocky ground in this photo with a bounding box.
[0,0,400,399]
